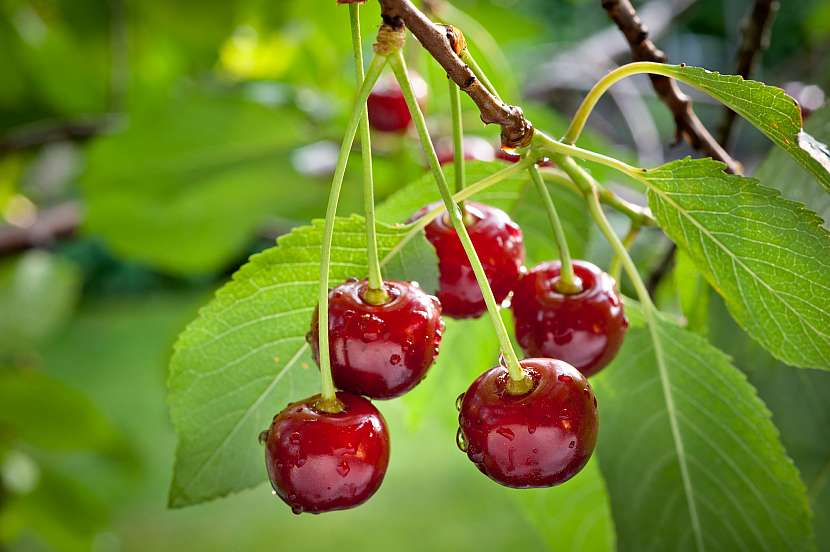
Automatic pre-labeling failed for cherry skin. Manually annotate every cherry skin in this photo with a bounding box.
[436,135,496,166]
[263,391,390,514]
[366,72,427,133]
[409,201,524,319]
[309,279,444,399]
[511,260,628,377]
[457,358,598,488]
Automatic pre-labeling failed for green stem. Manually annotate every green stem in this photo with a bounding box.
[555,155,655,311]
[533,131,642,180]
[609,224,641,283]
[448,78,466,209]
[459,49,502,102]
[527,164,580,293]
[350,4,387,304]
[390,49,531,394]
[564,61,686,145]
[316,54,387,411]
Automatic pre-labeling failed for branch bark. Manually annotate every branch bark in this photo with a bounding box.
[378,0,533,148]
[601,0,742,175]
[717,0,779,145]
[0,202,81,254]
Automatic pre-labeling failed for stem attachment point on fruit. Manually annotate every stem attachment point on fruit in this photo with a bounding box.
[362,286,391,306]
[314,396,345,414]
[505,372,534,396]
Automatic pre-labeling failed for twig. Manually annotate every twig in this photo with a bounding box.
[717,0,779,145]
[378,0,533,148]
[0,116,118,156]
[0,202,81,254]
[601,0,742,175]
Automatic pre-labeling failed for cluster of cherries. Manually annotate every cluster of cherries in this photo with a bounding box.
[260,74,628,514]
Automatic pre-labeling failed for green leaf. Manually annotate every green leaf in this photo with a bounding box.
[594,310,814,551]
[641,157,830,369]
[755,105,830,228]
[674,249,709,336]
[377,161,591,264]
[660,65,830,191]
[80,92,325,275]
[167,215,437,507]
[0,370,117,451]
[708,293,830,550]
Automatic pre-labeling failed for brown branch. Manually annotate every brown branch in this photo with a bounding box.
[601,0,742,175]
[378,0,533,148]
[717,0,779,145]
[0,202,81,254]
[0,115,118,156]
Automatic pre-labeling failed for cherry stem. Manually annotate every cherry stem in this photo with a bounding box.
[349,4,388,304]
[317,53,388,408]
[609,224,641,283]
[390,49,530,393]
[564,61,710,147]
[554,154,655,312]
[527,164,581,294]
[533,131,641,180]
[448,78,466,213]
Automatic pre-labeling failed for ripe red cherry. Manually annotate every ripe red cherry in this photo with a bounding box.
[262,391,390,514]
[309,279,444,399]
[366,72,427,133]
[495,148,554,168]
[436,135,496,165]
[511,260,628,377]
[410,201,524,319]
[457,358,598,488]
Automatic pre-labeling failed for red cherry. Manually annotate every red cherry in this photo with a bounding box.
[367,72,427,133]
[309,279,444,399]
[436,135,496,166]
[263,391,390,514]
[457,358,598,488]
[495,148,554,168]
[409,201,524,319]
[511,260,628,377]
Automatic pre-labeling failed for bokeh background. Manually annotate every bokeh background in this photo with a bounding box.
[1,0,829,550]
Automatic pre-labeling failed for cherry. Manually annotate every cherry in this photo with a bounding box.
[409,201,524,319]
[457,358,598,488]
[436,135,496,165]
[309,279,444,399]
[495,148,554,168]
[511,260,628,377]
[262,391,390,514]
[367,72,427,133]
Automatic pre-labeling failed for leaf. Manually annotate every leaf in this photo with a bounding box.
[80,92,325,275]
[755,105,830,228]
[660,65,830,191]
[377,160,591,264]
[167,215,437,507]
[593,310,814,551]
[674,249,708,336]
[0,370,117,452]
[641,157,830,369]
[708,293,830,550]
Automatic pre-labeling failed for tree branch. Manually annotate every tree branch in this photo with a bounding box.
[378,0,533,148]
[601,0,742,175]
[717,0,779,145]
[0,202,81,254]
[0,116,118,156]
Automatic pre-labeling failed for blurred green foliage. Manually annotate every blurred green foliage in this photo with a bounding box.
[1,0,828,550]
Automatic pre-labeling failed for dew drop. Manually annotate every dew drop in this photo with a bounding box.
[569,440,575,449]
[390,354,402,365]
[291,506,303,515]
[527,424,536,435]
[455,392,465,411]
[337,459,351,477]
[558,374,573,383]
[456,428,468,452]
[289,432,302,445]
[594,397,598,408]
[271,490,277,496]
[258,430,269,445]
[496,427,515,441]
